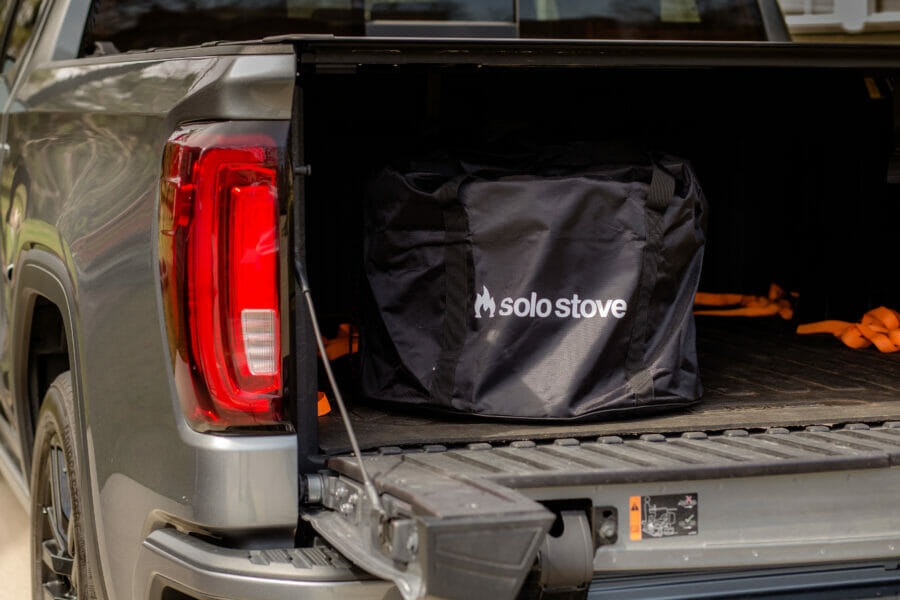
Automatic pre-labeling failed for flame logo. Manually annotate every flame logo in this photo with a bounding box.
[474,285,496,319]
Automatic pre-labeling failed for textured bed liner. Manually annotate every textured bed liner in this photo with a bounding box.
[318,317,900,454]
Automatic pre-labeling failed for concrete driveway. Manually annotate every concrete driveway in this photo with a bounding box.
[0,478,29,599]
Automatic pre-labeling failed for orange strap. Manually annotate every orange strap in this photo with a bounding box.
[316,323,357,417]
[317,391,332,416]
[695,283,795,320]
[322,323,358,361]
[797,307,900,353]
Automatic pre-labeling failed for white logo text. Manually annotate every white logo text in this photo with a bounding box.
[475,287,627,320]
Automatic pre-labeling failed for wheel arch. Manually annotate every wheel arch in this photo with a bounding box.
[11,249,80,472]
[11,245,108,600]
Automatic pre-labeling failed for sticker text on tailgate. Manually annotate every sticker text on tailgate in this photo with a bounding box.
[629,493,699,540]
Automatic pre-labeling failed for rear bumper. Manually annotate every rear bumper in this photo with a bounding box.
[133,528,396,600]
[134,524,900,600]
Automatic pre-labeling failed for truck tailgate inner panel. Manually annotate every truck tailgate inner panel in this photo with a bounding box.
[326,427,900,576]
[319,317,900,453]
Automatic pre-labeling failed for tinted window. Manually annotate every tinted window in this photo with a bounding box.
[80,0,516,55]
[519,0,767,41]
[81,0,366,54]
[79,0,768,54]
[368,1,512,21]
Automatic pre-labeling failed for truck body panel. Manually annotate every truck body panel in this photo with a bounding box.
[0,1,898,599]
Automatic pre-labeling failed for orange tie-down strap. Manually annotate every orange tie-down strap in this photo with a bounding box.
[316,323,359,417]
[797,307,900,353]
[322,322,358,361]
[317,392,332,417]
[695,283,796,320]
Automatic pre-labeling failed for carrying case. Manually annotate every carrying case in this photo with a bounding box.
[362,149,707,420]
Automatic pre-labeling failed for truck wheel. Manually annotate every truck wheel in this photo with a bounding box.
[30,372,96,599]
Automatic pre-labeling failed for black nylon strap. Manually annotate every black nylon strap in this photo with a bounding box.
[430,176,470,407]
[626,163,675,404]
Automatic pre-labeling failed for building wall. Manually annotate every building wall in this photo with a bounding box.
[779,0,900,42]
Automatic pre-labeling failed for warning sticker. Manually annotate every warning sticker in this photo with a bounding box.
[629,493,698,541]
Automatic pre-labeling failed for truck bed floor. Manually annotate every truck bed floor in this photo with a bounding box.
[319,317,900,454]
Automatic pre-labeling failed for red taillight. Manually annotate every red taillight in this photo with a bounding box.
[227,183,281,386]
[160,122,288,431]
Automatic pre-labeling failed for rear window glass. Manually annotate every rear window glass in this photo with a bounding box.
[520,0,767,41]
[80,0,351,55]
[79,0,768,55]
[368,1,512,21]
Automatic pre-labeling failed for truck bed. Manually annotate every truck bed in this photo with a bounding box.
[319,316,900,454]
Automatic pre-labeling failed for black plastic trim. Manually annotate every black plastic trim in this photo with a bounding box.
[756,0,791,43]
[365,21,517,38]
[294,38,900,69]
[490,454,890,488]
[587,562,900,599]
[291,55,322,474]
[330,425,900,489]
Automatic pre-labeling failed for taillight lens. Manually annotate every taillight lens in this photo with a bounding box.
[159,121,289,431]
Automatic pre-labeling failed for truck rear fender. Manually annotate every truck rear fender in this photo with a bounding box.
[10,246,109,600]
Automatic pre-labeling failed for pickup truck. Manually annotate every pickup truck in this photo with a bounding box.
[2,1,900,599]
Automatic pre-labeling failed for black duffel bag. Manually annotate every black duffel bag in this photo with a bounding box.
[362,148,707,420]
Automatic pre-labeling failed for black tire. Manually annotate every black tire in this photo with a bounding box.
[30,372,96,599]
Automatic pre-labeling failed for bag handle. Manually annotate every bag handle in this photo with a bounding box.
[430,176,471,407]
[626,163,675,404]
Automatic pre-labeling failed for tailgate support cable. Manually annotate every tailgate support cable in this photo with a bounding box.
[294,256,386,519]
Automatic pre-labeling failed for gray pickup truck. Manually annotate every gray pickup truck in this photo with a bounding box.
[2,1,900,599]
